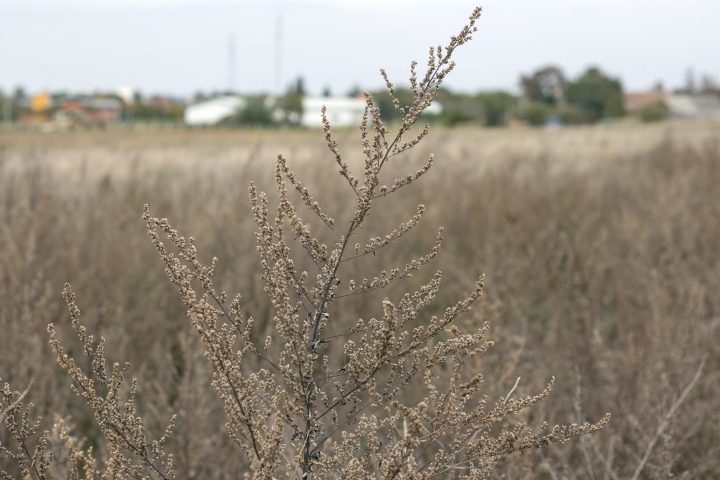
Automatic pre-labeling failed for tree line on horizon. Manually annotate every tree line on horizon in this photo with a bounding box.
[2,64,718,128]
[224,65,700,128]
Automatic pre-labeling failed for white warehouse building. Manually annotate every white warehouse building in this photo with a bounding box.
[184,96,245,126]
[184,95,443,127]
[300,96,443,128]
[300,96,366,128]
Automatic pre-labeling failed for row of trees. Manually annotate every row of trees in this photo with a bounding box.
[519,65,625,124]
[361,65,628,127]
[229,77,305,127]
[0,87,24,123]
[335,65,720,128]
[5,65,717,128]
[225,66,629,129]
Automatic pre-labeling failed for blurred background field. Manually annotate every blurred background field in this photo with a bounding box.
[1,120,719,478]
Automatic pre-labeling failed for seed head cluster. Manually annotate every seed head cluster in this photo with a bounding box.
[0,6,609,479]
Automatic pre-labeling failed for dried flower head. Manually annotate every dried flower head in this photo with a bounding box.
[26,5,610,480]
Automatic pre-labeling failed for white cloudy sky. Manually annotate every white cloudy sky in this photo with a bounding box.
[1,0,718,97]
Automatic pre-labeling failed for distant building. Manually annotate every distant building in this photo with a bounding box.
[301,96,443,128]
[49,97,123,129]
[664,94,720,120]
[16,94,123,128]
[86,98,123,123]
[30,92,52,112]
[301,96,367,128]
[624,91,720,120]
[623,91,668,116]
[184,96,245,126]
[147,96,181,108]
[183,94,444,128]
[117,86,136,105]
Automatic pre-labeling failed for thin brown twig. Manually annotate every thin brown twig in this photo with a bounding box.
[630,356,706,480]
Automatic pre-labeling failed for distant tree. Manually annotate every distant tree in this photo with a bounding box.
[295,77,306,96]
[700,74,719,94]
[13,86,26,101]
[476,91,515,126]
[322,85,332,97]
[236,95,275,127]
[565,67,624,122]
[517,102,551,126]
[132,102,183,121]
[432,88,483,126]
[520,66,566,105]
[51,91,70,101]
[0,90,8,123]
[369,87,416,123]
[346,84,362,98]
[1,89,18,122]
[638,101,669,123]
[557,103,591,125]
[276,76,305,125]
[438,106,470,126]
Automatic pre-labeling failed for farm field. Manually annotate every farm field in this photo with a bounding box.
[1,120,719,478]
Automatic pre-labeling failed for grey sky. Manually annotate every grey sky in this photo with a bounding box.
[1,0,718,97]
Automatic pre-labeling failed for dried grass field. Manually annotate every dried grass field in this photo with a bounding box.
[2,120,719,478]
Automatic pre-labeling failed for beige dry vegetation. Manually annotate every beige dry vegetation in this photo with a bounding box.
[1,63,720,478]
[2,118,718,478]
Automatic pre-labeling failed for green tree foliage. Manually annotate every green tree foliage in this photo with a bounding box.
[0,89,14,122]
[438,93,483,126]
[235,95,275,127]
[369,87,417,123]
[371,88,515,127]
[520,65,566,105]
[565,67,625,122]
[276,77,305,125]
[557,103,591,124]
[346,85,362,97]
[132,103,184,121]
[517,102,552,126]
[475,91,515,126]
[638,100,670,123]
[13,86,26,101]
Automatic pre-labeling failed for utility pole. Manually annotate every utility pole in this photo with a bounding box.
[275,13,283,95]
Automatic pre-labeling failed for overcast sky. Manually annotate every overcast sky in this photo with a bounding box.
[1,0,718,98]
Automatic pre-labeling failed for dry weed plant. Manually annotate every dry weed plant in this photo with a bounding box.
[0,7,613,479]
